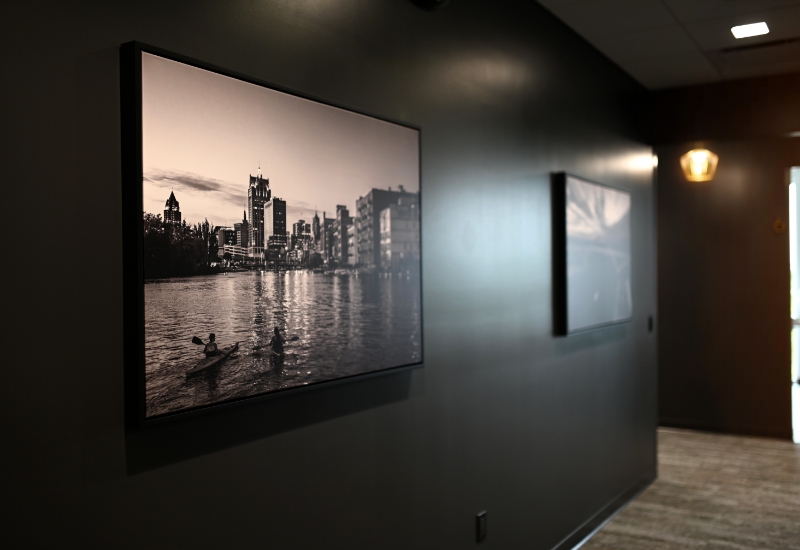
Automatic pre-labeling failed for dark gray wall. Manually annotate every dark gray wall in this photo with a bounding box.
[656,139,799,438]
[1,1,656,548]
[652,76,800,439]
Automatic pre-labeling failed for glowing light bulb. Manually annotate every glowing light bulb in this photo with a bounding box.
[680,149,719,182]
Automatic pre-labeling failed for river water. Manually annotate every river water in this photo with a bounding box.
[144,271,422,418]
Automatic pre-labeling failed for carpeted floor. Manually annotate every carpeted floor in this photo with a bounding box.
[581,428,800,550]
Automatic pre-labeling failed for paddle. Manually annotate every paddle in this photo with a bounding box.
[191,336,204,345]
[274,336,300,345]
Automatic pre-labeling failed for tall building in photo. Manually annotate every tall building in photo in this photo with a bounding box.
[380,195,420,271]
[215,226,236,262]
[320,212,335,261]
[228,211,249,262]
[332,205,350,266]
[216,226,235,247]
[292,219,309,241]
[248,166,271,260]
[312,211,320,246]
[234,211,249,248]
[346,221,357,265]
[292,219,311,250]
[163,191,181,224]
[265,197,287,250]
[356,186,418,268]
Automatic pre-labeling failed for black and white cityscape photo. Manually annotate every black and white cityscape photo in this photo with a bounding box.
[140,52,421,419]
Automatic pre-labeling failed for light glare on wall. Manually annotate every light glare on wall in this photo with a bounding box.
[680,149,719,182]
[731,22,769,39]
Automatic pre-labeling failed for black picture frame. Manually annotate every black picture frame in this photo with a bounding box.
[121,42,423,427]
[552,172,632,336]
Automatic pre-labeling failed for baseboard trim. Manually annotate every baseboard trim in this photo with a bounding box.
[659,417,793,441]
[551,476,654,550]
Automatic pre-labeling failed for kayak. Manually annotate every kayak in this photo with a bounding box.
[186,342,239,376]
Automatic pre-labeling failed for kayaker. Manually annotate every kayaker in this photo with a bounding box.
[269,327,285,355]
[203,333,219,357]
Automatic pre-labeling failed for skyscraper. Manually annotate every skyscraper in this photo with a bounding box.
[379,195,420,271]
[320,212,335,261]
[248,166,271,260]
[333,205,351,266]
[356,186,418,268]
[265,197,287,250]
[216,226,235,247]
[234,210,249,248]
[312,211,320,246]
[163,191,181,224]
[292,219,311,250]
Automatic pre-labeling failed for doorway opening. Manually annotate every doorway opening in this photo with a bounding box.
[789,166,800,443]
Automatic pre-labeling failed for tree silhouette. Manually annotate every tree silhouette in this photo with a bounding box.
[142,212,222,278]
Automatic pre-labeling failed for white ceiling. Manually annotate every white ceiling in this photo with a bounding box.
[536,0,800,89]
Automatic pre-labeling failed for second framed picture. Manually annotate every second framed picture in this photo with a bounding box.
[122,42,423,425]
[552,173,632,335]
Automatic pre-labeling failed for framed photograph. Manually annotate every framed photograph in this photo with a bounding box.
[552,173,631,335]
[121,42,423,425]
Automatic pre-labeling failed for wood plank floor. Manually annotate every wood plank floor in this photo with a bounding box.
[581,428,800,550]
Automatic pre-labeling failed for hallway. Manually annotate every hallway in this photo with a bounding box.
[582,428,800,549]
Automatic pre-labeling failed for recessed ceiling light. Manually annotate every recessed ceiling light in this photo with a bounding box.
[731,22,769,39]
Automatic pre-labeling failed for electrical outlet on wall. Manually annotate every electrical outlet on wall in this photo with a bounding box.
[476,511,487,543]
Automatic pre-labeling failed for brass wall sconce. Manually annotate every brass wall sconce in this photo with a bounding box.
[680,149,719,182]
